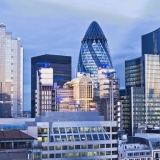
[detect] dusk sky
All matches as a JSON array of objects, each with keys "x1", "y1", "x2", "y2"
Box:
[{"x1": 0, "y1": 0, "x2": 160, "y2": 111}]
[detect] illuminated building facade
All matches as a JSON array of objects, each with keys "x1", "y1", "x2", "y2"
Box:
[
  {"x1": 65, "y1": 74, "x2": 94, "y2": 111},
  {"x1": 77, "y1": 21, "x2": 113, "y2": 85},
  {"x1": 36, "y1": 68, "x2": 55, "y2": 116},
  {"x1": 0, "y1": 24, "x2": 23, "y2": 117}
]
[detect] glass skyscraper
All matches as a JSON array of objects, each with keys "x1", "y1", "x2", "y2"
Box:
[
  {"x1": 77, "y1": 21, "x2": 113, "y2": 84},
  {"x1": 121, "y1": 34, "x2": 160, "y2": 136},
  {"x1": 31, "y1": 54, "x2": 71, "y2": 118},
  {"x1": 142, "y1": 28, "x2": 160, "y2": 55},
  {"x1": 0, "y1": 24, "x2": 23, "y2": 117}
]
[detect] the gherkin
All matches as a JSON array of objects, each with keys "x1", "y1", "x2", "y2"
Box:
[{"x1": 77, "y1": 21, "x2": 113, "y2": 84}]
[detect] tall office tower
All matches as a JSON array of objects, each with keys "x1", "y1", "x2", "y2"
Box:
[
  {"x1": 142, "y1": 28, "x2": 160, "y2": 55},
  {"x1": 122, "y1": 53, "x2": 160, "y2": 136},
  {"x1": 77, "y1": 21, "x2": 113, "y2": 85},
  {"x1": 31, "y1": 54, "x2": 71, "y2": 118},
  {"x1": 0, "y1": 24, "x2": 23, "y2": 117},
  {"x1": 36, "y1": 68, "x2": 54, "y2": 116},
  {"x1": 98, "y1": 67, "x2": 121, "y2": 125}
]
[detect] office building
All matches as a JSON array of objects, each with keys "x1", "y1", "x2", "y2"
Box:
[
  {"x1": 142, "y1": 27, "x2": 160, "y2": 56},
  {"x1": 31, "y1": 54, "x2": 71, "y2": 117},
  {"x1": 98, "y1": 67, "x2": 122, "y2": 129},
  {"x1": 118, "y1": 128, "x2": 160, "y2": 160},
  {"x1": 56, "y1": 85, "x2": 74, "y2": 112},
  {"x1": 26, "y1": 111, "x2": 118, "y2": 160},
  {"x1": 65, "y1": 74, "x2": 94, "y2": 111},
  {"x1": 121, "y1": 42, "x2": 160, "y2": 136},
  {"x1": 77, "y1": 21, "x2": 113, "y2": 85},
  {"x1": 36, "y1": 68, "x2": 55, "y2": 116},
  {"x1": 0, "y1": 24, "x2": 23, "y2": 118}
]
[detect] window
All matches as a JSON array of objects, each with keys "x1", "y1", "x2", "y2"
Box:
[
  {"x1": 86, "y1": 134, "x2": 92, "y2": 140},
  {"x1": 88, "y1": 144, "x2": 93, "y2": 149},
  {"x1": 62, "y1": 153, "x2": 67, "y2": 158},
  {"x1": 75, "y1": 152, "x2": 80, "y2": 157},
  {"x1": 42, "y1": 154, "x2": 48, "y2": 159},
  {"x1": 112, "y1": 151, "x2": 118, "y2": 155},
  {"x1": 78, "y1": 127, "x2": 84, "y2": 133},
  {"x1": 56, "y1": 146, "x2": 61, "y2": 150},
  {"x1": 106, "y1": 144, "x2": 111, "y2": 148},
  {"x1": 94, "y1": 144, "x2": 99, "y2": 148},
  {"x1": 75, "y1": 145, "x2": 80, "y2": 149},
  {"x1": 68, "y1": 153, "x2": 74, "y2": 158},
  {"x1": 68, "y1": 135, "x2": 74, "y2": 141},
  {"x1": 82, "y1": 152, "x2": 87, "y2": 157},
  {"x1": 42, "y1": 146, "x2": 47, "y2": 151},
  {"x1": 140, "y1": 152, "x2": 144, "y2": 155},
  {"x1": 128, "y1": 153, "x2": 133, "y2": 156},
  {"x1": 81, "y1": 145, "x2": 86, "y2": 149},
  {"x1": 88, "y1": 152, "x2": 93, "y2": 156},
  {"x1": 98, "y1": 134, "x2": 104, "y2": 140},
  {"x1": 104, "y1": 134, "x2": 109, "y2": 140},
  {"x1": 74, "y1": 135, "x2": 80, "y2": 141},
  {"x1": 49, "y1": 146, "x2": 54, "y2": 150},
  {"x1": 134, "y1": 152, "x2": 139, "y2": 156},
  {"x1": 50, "y1": 135, "x2": 54, "y2": 142},
  {"x1": 112, "y1": 127, "x2": 118, "y2": 132},
  {"x1": 100, "y1": 144, "x2": 105, "y2": 148},
  {"x1": 38, "y1": 128, "x2": 48, "y2": 134},
  {"x1": 66, "y1": 127, "x2": 72, "y2": 133},
  {"x1": 54, "y1": 136, "x2": 61, "y2": 142},
  {"x1": 93, "y1": 134, "x2": 98, "y2": 140},
  {"x1": 97, "y1": 126, "x2": 102, "y2": 132},
  {"x1": 72, "y1": 127, "x2": 78, "y2": 133},
  {"x1": 42, "y1": 136, "x2": 48, "y2": 142},
  {"x1": 80, "y1": 135, "x2": 86, "y2": 141},
  {"x1": 61, "y1": 135, "x2": 67, "y2": 142},
  {"x1": 106, "y1": 151, "x2": 111, "y2": 155},
  {"x1": 84, "y1": 127, "x2": 90, "y2": 133},
  {"x1": 62, "y1": 146, "x2": 67, "y2": 150},
  {"x1": 49, "y1": 154, "x2": 54, "y2": 158},
  {"x1": 112, "y1": 143, "x2": 118, "y2": 148},
  {"x1": 53, "y1": 128, "x2": 59, "y2": 134},
  {"x1": 59, "y1": 127, "x2": 65, "y2": 133},
  {"x1": 100, "y1": 151, "x2": 105, "y2": 156},
  {"x1": 112, "y1": 134, "x2": 118, "y2": 140},
  {"x1": 93, "y1": 152, "x2": 99, "y2": 156},
  {"x1": 56, "y1": 154, "x2": 61, "y2": 158},
  {"x1": 69, "y1": 145, "x2": 74, "y2": 150},
  {"x1": 105, "y1": 127, "x2": 110, "y2": 132},
  {"x1": 91, "y1": 127, "x2": 97, "y2": 132}
]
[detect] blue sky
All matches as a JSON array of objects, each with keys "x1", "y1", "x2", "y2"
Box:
[{"x1": 0, "y1": 0, "x2": 160, "y2": 110}]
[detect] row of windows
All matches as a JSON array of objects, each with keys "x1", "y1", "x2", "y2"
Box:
[
  {"x1": 53, "y1": 126, "x2": 104, "y2": 134},
  {"x1": 49, "y1": 134, "x2": 110, "y2": 142},
  {"x1": 127, "y1": 158, "x2": 151, "y2": 160},
  {"x1": 42, "y1": 143, "x2": 118, "y2": 151},
  {"x1": 128, "y1": 152, "x2": 150, "y2": 157},
  {"x1": 42, "y1": 151, "x2": 118, "y2": 158},
  {"x1": 38, "y1": 127, "x2": 117, "y2": 135}
]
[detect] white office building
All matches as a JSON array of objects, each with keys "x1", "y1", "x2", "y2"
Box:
[
  {"x1": 0, "y1": 24, "x2": 23, "y2": 117},
  {"x1": 25, "y1": 111, "x2": 118, "y2": 160},
  {"x1": 118, "y1": 132, "x2": 160, "y2": 160}
]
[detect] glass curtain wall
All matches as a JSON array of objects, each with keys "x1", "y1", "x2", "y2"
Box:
[{"x1": 144, "y1": 54, "x2": 160, "y2": 124}]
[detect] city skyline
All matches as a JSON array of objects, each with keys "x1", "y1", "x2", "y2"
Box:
[{"x1": 0, "y1": 0, "x2": 160, "y2": 111}]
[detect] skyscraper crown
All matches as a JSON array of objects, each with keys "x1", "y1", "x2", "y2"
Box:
[{"x1": 82, "y1": 21, "x2": 107, "y2": 42}]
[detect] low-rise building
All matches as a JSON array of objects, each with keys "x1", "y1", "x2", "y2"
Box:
[{"x1": 26, "y1": 111, "x2": 118, "y2": 160}]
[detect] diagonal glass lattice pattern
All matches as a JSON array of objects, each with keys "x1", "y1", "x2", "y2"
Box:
[{"x1": 77, "y1": 21, "x2": 113, "y2": 84}]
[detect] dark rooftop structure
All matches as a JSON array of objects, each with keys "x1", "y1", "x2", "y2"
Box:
[{"x1": 0, "y1": 130, "x2": 35, "y2": 140}]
